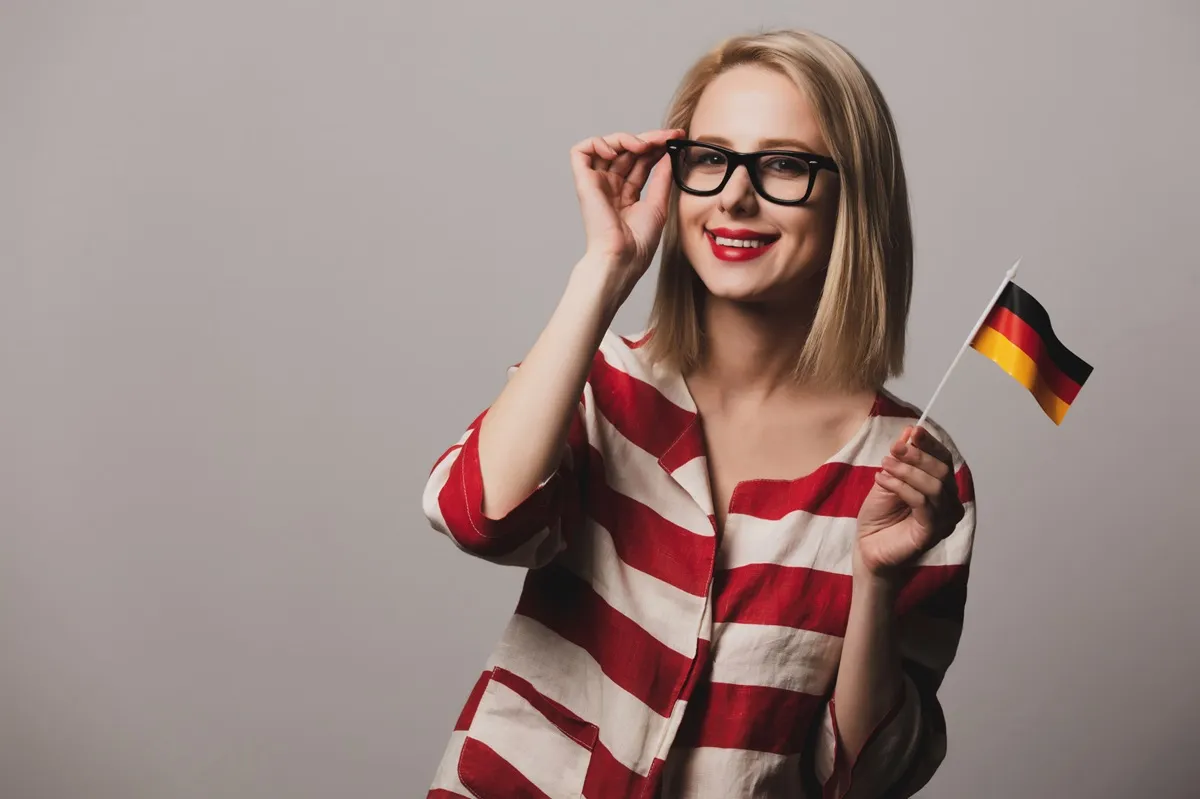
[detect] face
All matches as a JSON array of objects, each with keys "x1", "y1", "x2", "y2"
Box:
[{"x1": 677, "y1": 65, "x2": 840, "y2": 306}]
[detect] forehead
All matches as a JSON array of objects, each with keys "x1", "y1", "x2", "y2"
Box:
[{"x1": 690, "y1": 65, "x2": 826, "y2": 152}]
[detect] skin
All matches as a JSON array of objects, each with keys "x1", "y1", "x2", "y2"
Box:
[
  {"x1": 676, "y1": 65, "x2": 874, "y2": 536},
  {"x1": 677, "y1": 66, "x2": 840, "y2": 309},
  {"x1": 474, "y1": 63, "x2": 964, "y2": 785}
]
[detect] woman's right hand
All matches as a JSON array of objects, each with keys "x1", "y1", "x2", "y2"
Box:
[{"x1": 569, "y1": 128, "x2": 687, "y2": 281}]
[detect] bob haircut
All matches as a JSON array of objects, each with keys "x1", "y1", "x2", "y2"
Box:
[{"x1": 645, "y1": 29, "x2": 913, "y2": 390}]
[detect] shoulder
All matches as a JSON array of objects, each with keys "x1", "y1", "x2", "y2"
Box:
[
  {"x1": 587, "y1": 328, "x2": 695, "y2": 413},
  {"x1": 596, "y1": 328, "x2": 655, "y2": 374},
  {"x1": 874, "y1": 390, "x2": 978, "y2": 528},
  {"x1": 873, "y1": 388, "x2": 971, "y2": 469}
]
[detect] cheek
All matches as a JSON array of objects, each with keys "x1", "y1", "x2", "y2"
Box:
[
  {"x1": 778, "y1": 213, "x2": 817, "y2": 250},
  {"x1": 676, "y1": 197, "x2": 710, "y2": 259},
  {"x1": 810, "y1": 189, "x2": 840, "y2": 248},
  {"x1": 783, "y1": 206, "x2": 837, "y2": 258},
  {"x1": 676, "y1": 195, "x2": 707, "y2": 231}
]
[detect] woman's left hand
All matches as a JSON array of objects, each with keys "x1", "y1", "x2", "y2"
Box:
[{"x1": 855, "y1": 425, "x2": 964, "y2": 578}]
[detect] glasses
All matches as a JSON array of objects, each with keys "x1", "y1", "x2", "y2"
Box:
[{"x1": 665, "y1": 139, "x2": 839, "y2": 205}]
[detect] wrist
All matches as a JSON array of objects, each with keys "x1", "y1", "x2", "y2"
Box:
[
  {"x1": 852, "y1": 546, "x2": 903, "y2": 597},
  {"x1": 570, "y1": 253, "x2": 635, "y2": 320}
]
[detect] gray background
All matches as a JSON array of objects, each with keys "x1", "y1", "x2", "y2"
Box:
[{"x1": 2, "y1": 1, "x2": 1197, "y2": 797}]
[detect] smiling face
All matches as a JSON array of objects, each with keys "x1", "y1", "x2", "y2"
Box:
[{"x1": 678, "y1": 65, "x2": 841, "y2": 306}]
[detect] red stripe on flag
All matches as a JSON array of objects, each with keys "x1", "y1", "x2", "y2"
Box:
[
  {"x1": 714, "y1": 565, "x2": 853, "y2": 636},
  {"x1": 585, "y1": 446, "x2": 714, "y2": 597},
  {"x1": 981, "y1": 306, "x2": 1083, "y2": 403},
  {"x1": 728, "y1": 463, "x2": 877, "y2": 520},
  {"x1": 426, "y1": 790, "x2": 471, "y2": 799},
  {"x1": 675, "y1": 681, "x2": 825, "y2": 754},
  {"x1": 458, "y1": 739, "x2": 553, "y2": 799},
  {"x1": 516, "y1": 565, "x2": 693, "y2": 717}
]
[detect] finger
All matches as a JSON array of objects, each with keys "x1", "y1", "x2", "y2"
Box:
[
  {"x1": 637, "y1": 127, "x2": 687, "y2": 144},
  {"x1": 906, "y1": 425, "x2": 953, "y2": 463},
  {"x1": 609, "y1": 149, "x2": 638, "y2": 182},
  {"x1": 569, "y1": 147, "x2": 610, "y2": 210},
  {"x1": 892, "y1": 428, "x2": 951, "y2": 475},
  {"x1": 576, "y1": 136, "x2": 620, "y2": 171},
  {"x1": 881, "y1": 455, "x2": 943, "y2": 498},
  {"x1": 596, "y1": 133, "x2": 646, "y2": 174},
  {"x1": 571, "y1": 135, "x2": 620, "y2": 160},
  {"x1": 874, "y1": 469, "x2": 927, "y2": 509},
  {"x1": 570, "y1": 146, "x2": 602, "y2": 189},
  {"x1": 874, "y1": 470, "x2": 934, "y2": 530},
  {"x1": 603, "y1": 132, "x2": 650, "y2": 154},
  {"x1": 622, "y1": 145, "x2": 670, "y2": 202},
  {"x1": 891, "y1": 440, "x2": 951, "y2": 482}
]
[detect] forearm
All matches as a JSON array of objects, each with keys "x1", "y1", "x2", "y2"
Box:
[
  {"x1": 830, "y1": 557, "x2": 905, "y2": 764},
  {"x1": 477, "y1": 255, "x2": 625, "y2": 519}
]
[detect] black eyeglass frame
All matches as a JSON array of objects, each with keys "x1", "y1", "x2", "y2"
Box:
[{"x1": 664, "y1": 139, "x2": 840, "y2": 206}]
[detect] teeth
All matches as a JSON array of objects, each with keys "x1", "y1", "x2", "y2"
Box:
[{"x1": 714, "y1": 236, "x2": 770, "y2": 248}]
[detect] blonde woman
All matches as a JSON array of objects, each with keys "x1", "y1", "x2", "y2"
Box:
[{"x1": 423, "y1": 28, "x2": 976, "y2": 799}]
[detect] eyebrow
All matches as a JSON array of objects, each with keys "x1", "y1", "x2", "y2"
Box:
[{"x1": 695, "y1": 135, "x2": 820, "y2": 152}]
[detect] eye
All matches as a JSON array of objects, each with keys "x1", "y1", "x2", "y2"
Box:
[
  {"x1": 683, "y1": 146, "x2": 727, "y2": 170},
  {"x1": 761, "y1": 156, "x2": 811, "y2": 177}
]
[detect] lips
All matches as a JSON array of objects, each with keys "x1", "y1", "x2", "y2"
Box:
[{"x1": 705, "y1": 227, "x2": 780, "y2": 262}]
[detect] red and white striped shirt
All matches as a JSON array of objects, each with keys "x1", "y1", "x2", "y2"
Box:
[{"x1": 423, "y1": 330, "x2": 976, "y2": 799}]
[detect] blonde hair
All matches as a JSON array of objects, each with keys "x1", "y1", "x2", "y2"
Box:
[{"x1": 645, "y1": 29, "x2": 913, "y2": 390}]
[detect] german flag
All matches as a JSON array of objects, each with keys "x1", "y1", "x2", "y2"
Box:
[{"x1": 970, "y1": 282, "x2": 1092, "y2": 424}]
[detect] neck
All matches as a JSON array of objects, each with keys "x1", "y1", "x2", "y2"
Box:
[{"x1": 693, "y1": 286, "x2": 823, "y2": 402}]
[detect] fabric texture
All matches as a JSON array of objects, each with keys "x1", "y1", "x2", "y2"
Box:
[{"x1": 422, "y1": 330, "x2": 976, "y2": 799}]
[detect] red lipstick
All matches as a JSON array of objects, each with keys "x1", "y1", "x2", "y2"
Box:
[{"x1": 705, "y1": 227, "x2": 780, "y2": 262}]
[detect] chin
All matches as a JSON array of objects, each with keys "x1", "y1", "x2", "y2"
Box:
[{"x1": 693, "y1": 264, "x2": 774, "y2": 303}]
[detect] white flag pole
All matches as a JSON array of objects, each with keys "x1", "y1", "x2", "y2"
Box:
[{"x1": 912, "y1": 258, "x2": 1022, "y2": 433}]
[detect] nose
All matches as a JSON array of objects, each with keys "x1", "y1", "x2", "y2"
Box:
[{"x1": 717, "y1": 163, "x2": 758, "y2": 216}]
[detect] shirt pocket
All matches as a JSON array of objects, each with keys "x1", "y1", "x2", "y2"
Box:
[{"x1": 458, "y1": 666, "x2": 599, "y2": 799}]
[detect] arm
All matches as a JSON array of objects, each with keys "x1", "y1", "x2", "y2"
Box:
[
  {"x1": 815, "y1": 425, "x2": 976, "y2": 798},
  {"x1": 475, "y1": 258, "x2": 622, "y2": 521},
  {"x1": 832, "y1": 566, "x2": 907, "y2": 770},
  {"x1": 419, "y1": 257, "x2": 617, "y2": 566},
  {"x1": 421, "y1": 128, "x2": 683, "y2": 566},
  {"x1": 816, "y1": 566, "x2": 971, "y2": 799}
]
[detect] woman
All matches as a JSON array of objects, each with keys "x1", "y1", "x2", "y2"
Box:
[{"x1": 422, "y1": 28, "x2": 975, "y2": 799}]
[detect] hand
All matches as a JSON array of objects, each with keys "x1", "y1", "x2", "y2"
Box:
[
  {"x1": 569, "y1": 128, "x2": 686, "y2": 279},
  {"x1": 855, "y1": 425, "x2": 965, "y2": 578}
]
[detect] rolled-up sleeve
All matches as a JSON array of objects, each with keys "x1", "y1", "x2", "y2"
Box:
[
  {"x1": 814, "y1": 461, "x2": 977, "y2": 799},
  {"x1": 421, "y1": 368, "x2": 591, "y2": 569}
]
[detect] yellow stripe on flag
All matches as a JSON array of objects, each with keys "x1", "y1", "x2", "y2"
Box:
[{"x1": 971, "y1": 326, "x2": 1072, "y2": 424}]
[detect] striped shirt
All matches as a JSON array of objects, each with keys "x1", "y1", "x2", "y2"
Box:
[{"x1": 422, "y1": 330, "x2": 976, "y2": 799}]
